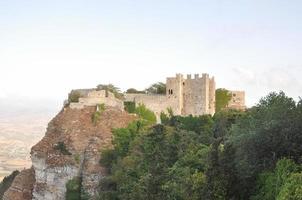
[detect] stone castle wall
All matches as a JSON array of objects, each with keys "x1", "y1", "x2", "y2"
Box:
[
  {"x1": 124, "y1": 94, "x2": 172, "y2": 120},
  {"x1": 70, "y1": 90, "x2": 124, "y2": 110},
  {"x1": 68, "y1": 74, "x2": 245, "y2": 119},
  {"x1": 227, "y1": 91, "x2": 246, "y2": 110},
  {"x1": 166, "y1": 73, "x2": 216, "y2": 116},
  {"x1": 126, "y1": 73, "x2": 217, "y2": 118},
  {"x1": 166, "y1": 74, "x2": 184, "y2": 115}
]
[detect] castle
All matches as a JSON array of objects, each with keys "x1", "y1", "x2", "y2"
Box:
[
  {"x1": 69, "y1": 73, "x2": 246, "y2": 119},
  {"x1": 125, "y1": 73, "x2": 216, "y2": 118}
]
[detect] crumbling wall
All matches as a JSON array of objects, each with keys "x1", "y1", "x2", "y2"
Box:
[
  {"x1": 227, "y1": 91, "x2": 246, "y2": 110},
  {"x1": 70, "y1": 90, "x2": 124, "y2": 110},
  {"x1": 124, "y1": 94, "x2": 172, "y2": 120}
]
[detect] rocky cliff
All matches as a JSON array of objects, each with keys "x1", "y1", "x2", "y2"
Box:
[{"x1": 3, "y1": 105, "x2": 136, "y2": 200}]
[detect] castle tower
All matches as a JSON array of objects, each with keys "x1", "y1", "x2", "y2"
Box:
[
  {"x1": 181, "y1": 73, "x2": 215, "y2": 116},
  {"x1": 166, "y1": 73, "x2": 184, "y2": 115},
  {"x1": 209, "y1": 77, "x2": 216, "y2": 115}
]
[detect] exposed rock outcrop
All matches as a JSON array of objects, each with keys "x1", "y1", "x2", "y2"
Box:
[
  {"x1": 27, "y1": 105, "x2": 136, "y2": 200},
  {"x1": 3, "y1": 168, "x2": 35, "y2": 200}
]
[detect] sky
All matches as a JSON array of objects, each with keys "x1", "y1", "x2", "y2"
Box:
[{"x1": 0, "y1": 0, "x2": 302, "y2": 110}]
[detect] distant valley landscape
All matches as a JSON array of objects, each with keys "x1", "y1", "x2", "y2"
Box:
[{"x1": 0, "y1": 97, "x2": 59, "y2": 181}]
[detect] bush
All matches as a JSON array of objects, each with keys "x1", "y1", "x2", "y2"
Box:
[
  {"x1": 92, "y1": 111, "x2": 101, "y2": 125},
  {"x1": 215, "y1": 88, "x2": 232, "y2": 112},
  {"x1": 54, "y1": 142, "x2": 72, "y2": 155},
  {"x1": 74, "y1": 154, "x2": 80, "y2": 164},
  {"x1": 68, "y1": 91, "x2": 81, "y2": 103},
  {"x1": 66, "y1": 177, "x2": 81, "y2": 200},
  {"x1": 126, "y1": 88, "x2": 145, "y2": 94},
  {"x1": 91, "y1": 104, "x2": 106, "y2": 125},
  {"x1": 124, "y1": 101, "x2": 136, "y2": 113},
  {"x1": 145, "y1": 82, "x2": 166, "y2": 94},
  {"x1": 99, "y1": 149, "x2": 117, "y2": 168},
  {"x1": 97, "y1": 103, "x2": 106, "y2": 112},
  {"x1": 135, "y1": 104, "x2": 157, "y2": 124},
  {"x1": 96, "y1": 84, "x2": 124, "y2": 100}
]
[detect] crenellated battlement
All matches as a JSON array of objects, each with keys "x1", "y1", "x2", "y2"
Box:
[
  {"x1": 69, "y1": 73, "x2": 245, "y2": 121},
  {"x1": 126, "y1": 73, "x2": 217, "y2": 118}
]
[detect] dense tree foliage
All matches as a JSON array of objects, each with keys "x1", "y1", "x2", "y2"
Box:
[
  {"x1": 126, "y1": 88, "x2": 146, "y2": 94},
  {"x1": 96, "y1": 91, "x2": 302, "y2": 200},
  {"x1": 68, "y1": 91, "x2": 82, "y2": 103},
  {"x1": 96, "y1": 84, "x2": 124, "y2": 100},
  {"x1": 251, "y1": 158, "x2": 302, "y2": 200},
  {"x1": 215, "y1": 88, "x2": 232, "y2": 112},
  {"x1": 145, "y1": 82, "x2": 166, "y2": 94}
]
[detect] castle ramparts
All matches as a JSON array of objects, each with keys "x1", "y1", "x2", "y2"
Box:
[{"x1": 68, "y1": 73, "x2": 246, "y2": 120}]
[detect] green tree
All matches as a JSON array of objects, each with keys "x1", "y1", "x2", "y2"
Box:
[
  {"x1": 124, "y1": 101, "x2": 136, "y2": 113},
  {"x1": 97, "y1": 84, "x2": 124, "y2": 100},
  {"x1": 135, "y1": 104, "x2": 157, "y2": 124},
  {"x1": 228, "y1": 91, "x2": 302, "y2": 198},
  {"x1": 126, "y1": 88, "x2": 145, "y2": 94},
  {"x1": 215, "y1": 88, "x2": 232, "y2": 112},
  {"x1": 252, "y1": 158, "x2": 301, "y2": 200},
  {"x1": 146, "y1": 82, "x2": 166, "y2": 94},
  {"x1": 277, "y1": 172, "x2": 302, "y2": 200},
  {"x1": 205, "y1": 139, "x2": 227, "y2": 200},
  {"x1": 68, "y1": 91, "x2": 82, "y2": 103}
]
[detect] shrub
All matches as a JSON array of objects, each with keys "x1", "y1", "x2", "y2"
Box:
[
  {"x1": 74, "y1": 154, "x2": 80, "y2": 164},
  {"x1": 126, "y1": 88, "x2": 145, "y2": 94},
  {"x1": 145, "y1": 82, "x2": 166, "y2": 94},
  {"x1": 92, "y1": 104, "x2": 106, "y2": 125},
  {"x1": 99, "y1": 149, "x2": 117, "y2": 168},
  {"x1": 215, "y1": 88, "x2": 232, "y2": 112},
  {"x1": 66, "y1": 177, "x2": 81, "y2": 200},
  {"x1": 54, "y1": 142, "x2": 72, "y2": 155},
  {"x1": 124, "y1": 101, "x2": 136, "y2": 113},
  {"x1": 68, "y1": 91, "x2": 81, "y2": 103},
  {"x1": 97, "y1": 103, "x2": 105, "y2": 112},
  {"x1": 135, "y1": 104, "x2": 157, "y2": 124},
  {"x1": 96, "y1": 84, "x2": 124, "y2": 100}
]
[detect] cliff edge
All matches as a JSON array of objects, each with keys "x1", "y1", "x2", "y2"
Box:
[
  {"x1": 3, "y1": 101, "x2": 136, "y2": 200},
  {"x1": 31, "y1": 105, "x2": 135, "y2": 200}
]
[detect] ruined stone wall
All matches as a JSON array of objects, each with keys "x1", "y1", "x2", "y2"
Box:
[
  {"x1": 70, "y1": 90, "x2": 124, "y2": 110},
  {"x1": 227, "y1": 91, "x2": 246, "y2": 110},
  {"x1": 126, "y1": 73, "x2": 217, "y2": 117},
  {"x1": 124, "y1": 94, "x2": 172, "y2": 120}
]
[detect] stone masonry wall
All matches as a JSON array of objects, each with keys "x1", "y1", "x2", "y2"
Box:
[
  {"x1": 124, "y1": 94, "x2": 172, "y2": 121},
  {"x1": 227, "y1": 91, "x2": 246, "y2": 110},
  {"x1": 70, "y1": 90, "x2": 124, "y2": 110}
]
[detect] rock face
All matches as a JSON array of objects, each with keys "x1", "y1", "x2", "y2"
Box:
[
  {"x1": 3, "y1": 168, "x2": 35, "y2": 200},
  {"x1": 28, "y1": 106, "x2": 136, "y2": 200}
]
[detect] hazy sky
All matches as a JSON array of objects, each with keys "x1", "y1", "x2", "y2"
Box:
[{"x1": 1, "y1": 0, "x2": 302, "y2": 108}]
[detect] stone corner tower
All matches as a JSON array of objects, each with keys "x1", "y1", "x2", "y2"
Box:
[{"x1": 165, "y1": 73, "x2": 216, "y2": 116}]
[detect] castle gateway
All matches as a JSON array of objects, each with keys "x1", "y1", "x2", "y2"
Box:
[{"x1": 125, "y1": 73, "x2": 216, "y2": 118}]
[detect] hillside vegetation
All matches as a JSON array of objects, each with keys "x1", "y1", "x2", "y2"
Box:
[{"x1": 97, "y1": 91, "x2": 302, "y2": 200}]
